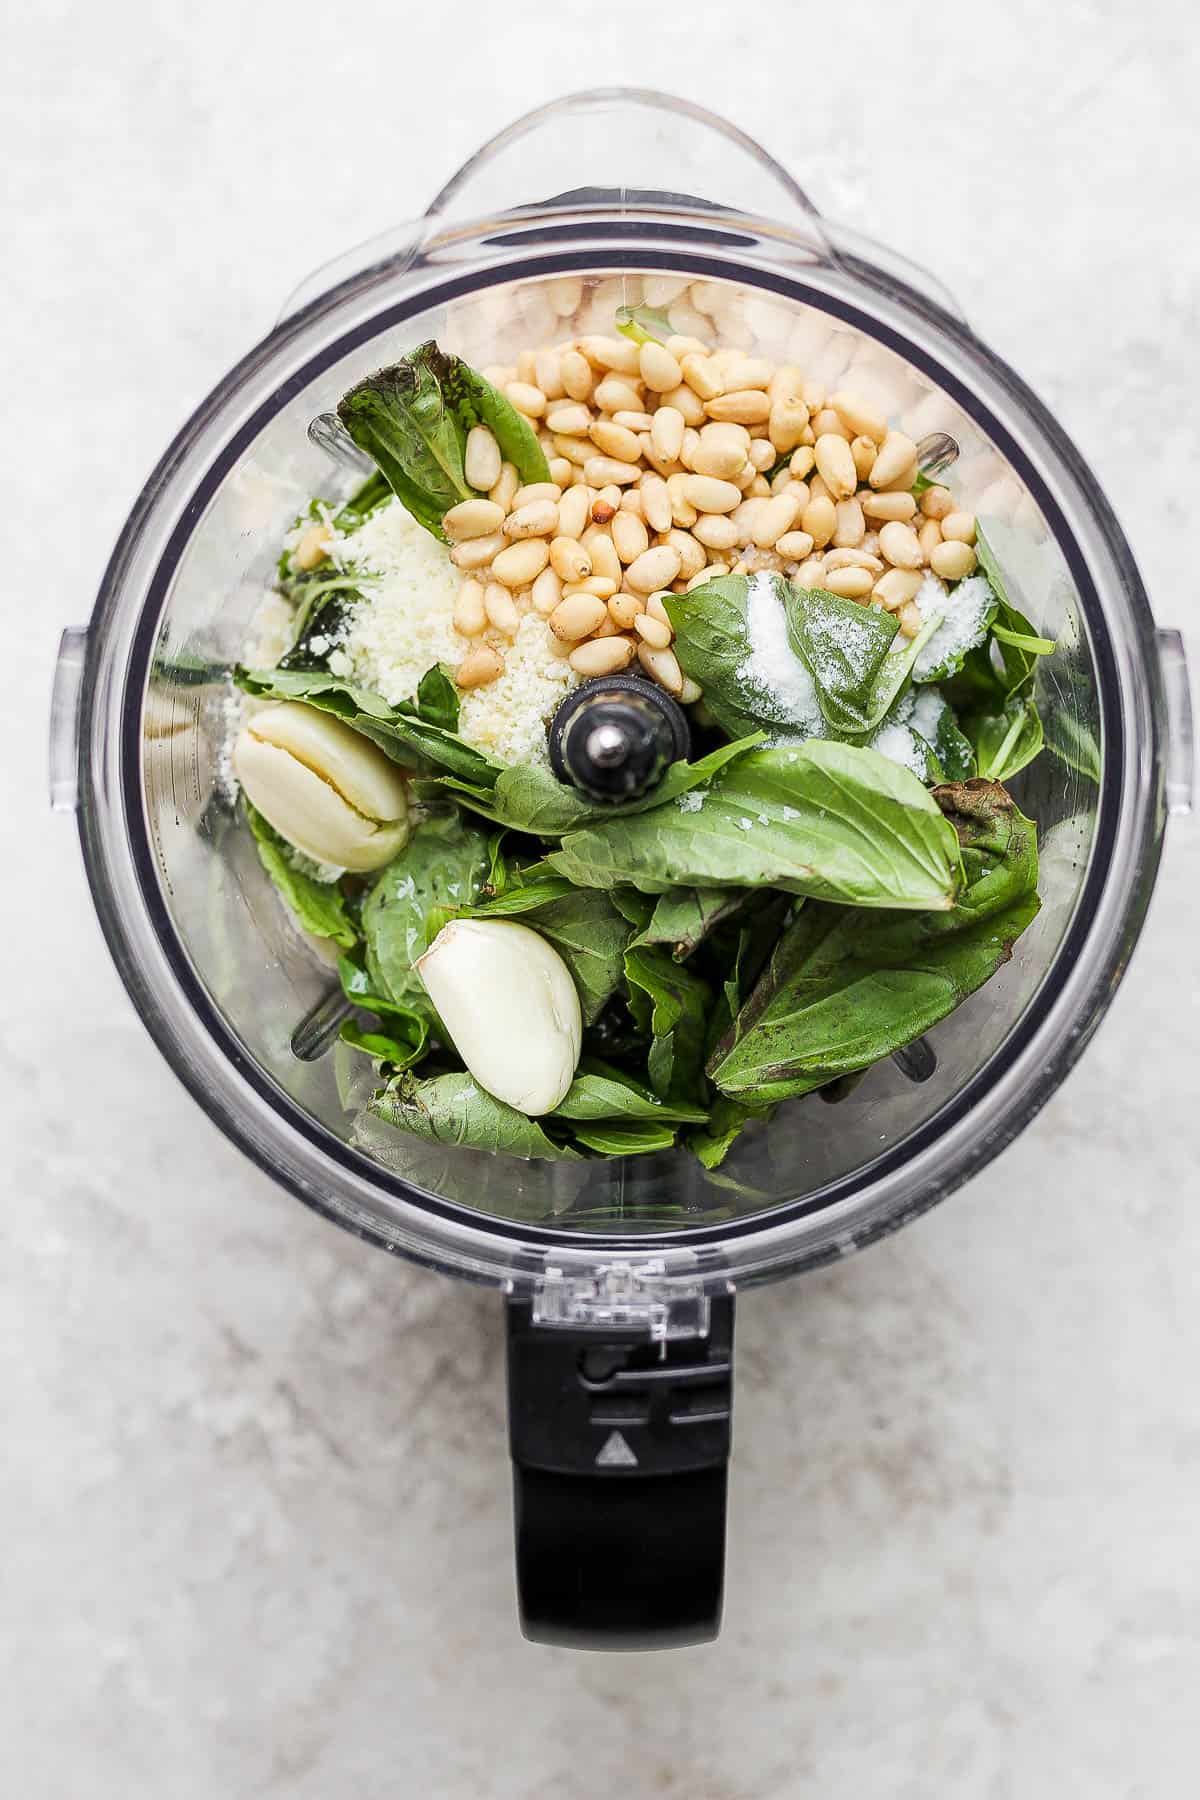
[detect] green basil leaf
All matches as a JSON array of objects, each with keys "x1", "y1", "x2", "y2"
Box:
[
  {"x1": 548, "y1": 741, "x2": 964, "y2": 911},
  {"x1": 784, "y1": 585, "x2": 899, "y2": 730},
  {"x1": 614, "y1": 303, "x2": 674, "y2": 346},
  {"x1": 336, "y1": 343, "x2": 547, "y2": 539},
  {"x1": 360, "y1": 813, "x2": 492, "y2": 1011},
  {"x1": 624, "y1": 945, "x2": 712, "y2": 1105},
  {"x1": 418, "y1": 733, "x2": 763, "y2": 836},
  {"x1": 459, "y1": 878, "x2": 631, "y2": 1024},
  {"x1": 709, "y1": 781, "x2": 1039, "y2": 1101},
  {"x1": 665, "y1": 574, "x2": 825, "y2": 741},
  {"x1": 973, "y1": 522, "x2": 1056, "y2": 697},
  {"x1": 339, "y1": 1014, "x2": 428, "y2": 1072},
  {"x1": 686, "y1": 1095, "x2": 773, "y2": 1170},
  {"x1": 963, "y1": 695, "x2": 1045, "y2": 781},
  {"x1": 630, "y1": 886, "x2": 747, "y2": 960},
  {"x1": 276, "y1": 571, "x2": 365, "y2": 671},
  {"x1": 567, "y1": 1117, "x2": 679, "y2": 1156},
  {"x1": 338, "y1": 949, "x2": 421, "y2": 1020},
  {"x1": 414, "y1": 663, "x2": 461, "y2": 732},
  {"x1": 552, "y1": 1062, "x2": 708, "y2": 1124},
  {"x1": 244, "y1": 802, "x2": 359, "y2": 947},
  {"x1": 990, "y1": 622, "x2": 1057, "y2": 656},
  {"x1": 370, "y1": 1070, "x2": 582, "y2": 1160},
  {"x1": 233, "y1": 666, "x2": 501, "y2": 785}
]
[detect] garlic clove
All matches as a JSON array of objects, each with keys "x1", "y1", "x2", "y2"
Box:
[
  {"x1": 233, "y1": 702, "x2": 409, "y2": 872},
  {"x1": 247, "y1": 701, "x2": 408, "y2": 820},
  {"x1": 416, "y1": 919, "x2": 581, "y2": 1116}
]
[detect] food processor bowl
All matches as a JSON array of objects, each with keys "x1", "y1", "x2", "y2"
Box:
[{"x1": 52, "y1": 91, "x2": 1193, "y2": 1648}]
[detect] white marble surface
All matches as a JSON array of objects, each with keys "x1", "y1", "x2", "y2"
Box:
[{"x1": 7, "y1": 3, "x2": 1200, "y2": 1795}]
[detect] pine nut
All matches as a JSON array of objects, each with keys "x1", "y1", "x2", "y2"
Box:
[
  {"x1": 550, "y1": 536, "x2": 591, "y2": 582},
  {"x1": 641, "y1": 473, "x2": 673, "y2": 533},
  {"x1": 579, "y1": 335, "x2": 641, "y2": 375},
  {"x1": 613, "y1": 410, "x2": 655, "y2": 432},
  {"x1": 592, "y1": 376, "x2": 642, "y2": 414},
  {"x1": 534, "y1": 350, "x2": 564, "y2": 400},
  {"x1": 443, "y1": 498, "x2": 505, "y2": 542},
  {"x1": 800, "y1": 379, "x2": 825, "y2": 412},
  {"x1": 801, "y1": 495, "x2": 837, "y2": 549},
  {"x1": 705, "y1": 389, "x2": 772, "y2": 425},
  {"x1": 450, "y1": 532, "x2": 505, "y2": 570},
  {"x1": 549, "y1": 594, "x2": 609, "y2": 641},
  {"x1": 829, "y1": 390, "x2": 888, "y2": 441},
  {"x1": 461, "y1": 426, "x2": 500, "y2": 493},
  {"x1": 897, "y1": 601, "x2": 923, "y2": 638},
  {"x1": 644, "y1": 592, "x2": 672, "y2": 625},
  {"x1": 531, "y1": 567, "x2": 563, "y2": 616},
  {"x1": 453, "y1": 578, "x2": 487, "y2": 637},
  {"x1": 812, "y1": 408, "x2": 852, "y2": 441},
  {"x1": 609, "y1": 592, "x2": 645, "y2": 629},
  {"x1": 661, "y1": 383, "x2": 706, "y2": 427},
  {"x1": 505, "y1": 381, "x2": 546, "y2": 419},
  {"x1": 824, "y1": 565, "x2": 874, "y2": 600},
  {"x1": 873, "y1": 568, "x2": 923, "y2": 611},
  {"x1": 783, "y1": 478, "x2": 811, "y2": 508},
  {"x1": 878, "y1": 521, "x2": 923, "y2": 570},
  {"x1": 548, "y1": 275, "x2": 583, "y2": 317},
  {"x1": 483, "y1": 583, "x2": 520, "y2": 634},
  {"x1": 590, "y1": 613, "x2": 621, "y2": 639},
  {"x1": 482, "y1": 365, "x2": 514, "y2": 387},
  {"x1": 569, "y1": 635, "x2": 637, "y2": 677},
  {"x1": 503, "y1": 498, "x2": 559, "y2": 539},
  {"x1": 560, "y1": 350, "x2": 594, "y2": 402},
  {"x1": 692, "y1": 512, "x2": 740, "y2": 550},
  {"x1": 678, "y1": 426, "x2": 701, "y2": 471},
  {"x1": 639, "y1": 435, "x2": 676, "y2": 480},
  {"x1": 919, "y1": 484, "x2": 955, "y2": 521},
  {"x1": 582, "y1": 527, "x2": 622, "y2": 586},
  {"x1": 666, "y1": 473, "x2": 698, "y2": 527},
  {"x1": 651, "y1": 405, "x2": 686, "y2": 465},
  {"x1": 611, "y1": 510, "x2": 650, "y2": 563},
  {"x1": 639, "y1": 341, "x2": 683, "y2": 393},
  {"x1": 548, "y1": 457, "x2": 572, "y2": 488},
  {"x1": 789, "y1": 445, "x2": 816, "y2": 479},
  {"x1": 591, "y1": 492, "x2": 618, "y2": 524},
  {"x1": 584, "y1": 455, "x2": 641, "y2": 488},
  {"x1": 749, "y1": 475, "x2": 771, "y2": 497},
  {"x1": 768, "y1": 398, "x2": 809, "y2": 455},
  {"x1": 626, "y1": 544, "x2": 683, "y2": 594},
  {"x1": 775, "y1": 530, "x2": 815, "y2": 561},
  {"x1": 291, "y1": 522, "x2": 332, "y2": 571},
  {"x1": 680, "y1": 353, "x2": 724, "y2": 401},
  {"x1": 931, "y1": 540, "x2": 978, "y2": 581},
  {"x1": 663, "y1": 529, "x2": 705, "y2": 581},
  {"x1": 681, "y1": 474, "x2": 741, "y2": 514},
  {"x1": 589, "y1": 418, "x2": 642, "y2": 463},
  {"x1": 918, "y1": 518, "x2": 943, "y2": 561},
  {"x1": 862, "y1": 491, "x2": 917, "y2": 521},
  {"x1": 813, "y1": 434, "x2": 858, "y2": 500},
  {"x1": 732, "y1": 496, "x2": 767, "y2": 537},
  {"x1": 749, "y1": 439, "x2": 777, "y2": 472},
  {"x1": 877, "y1": 458, "x2": 919, "y2": 494},
  {"x1": 619, "y1": 487, "x2": 644, "y2": 517},
  {"x1": 809, "y1": 473, "x2": 832, "y2": 505},
  {"x1": 692, "y1": 422, "x2": 750, "y2": 480},
  {"x1": 725, "y1": 357, "x2": 772, "y2": 391},
  {"x1": 563, "y1": 575, "x2": 619, "y2": 600},
  {"x1": 752, "y1": 494, "x2": 801, "y2": 548},
  {"x1": 795, "y1": 557, "x2": 827, "y2": 589},
  {"x1": 825, "y1": 547, "x2": 883, "y2": 573},
  {"x1": 941, "y1": 510, "x2": 977, "y2": 544},
  {"x1": 545, "y1": 401, "x2": 592, "y2": 437},
  {"x1": 552, "y1": 434, "x2": 592, "y2": 467},
  {"x1": 456, "y1": 645, "x2": 504, "y2": 688},
  {"x1": 633, "y1": 612, "x2": 672, "y2": 649},
  {"x1": 556, "y1": 487, "x2": 591, "y2": 540},
  {"x1": 679, "y1": 674, "x2": 703, "y2": 705},
  {"x1": 850, "y1": 436, "x2": 877, "y2": 482},
  {"x1": 637, "y1": 642, "x2": 684, "y2": 695},
  {"x1": 869, "y1": 431, "x2": 919, "y2": 490},
  {"x1": 833, "y1": 497, "x2": 866, "y2": 548},
  {"x1": 487, "y1": 539, "x2": 549, "y2": 588},
  {"x1": 488, "y1": 463, "x2": 519, "y2": 511}
]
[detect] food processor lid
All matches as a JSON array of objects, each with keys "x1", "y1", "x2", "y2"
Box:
[{"x1": 52, "y1": 90, "x2": 1193, "y2": 1312}]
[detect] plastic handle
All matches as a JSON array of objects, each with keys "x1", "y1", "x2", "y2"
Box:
[
  {"x1": 1157, "y1": 627, "x2": 1194, "y2": 817},
  {"x1": 427, "y1": 87, "x2": 823, "y2": 229},
  {"x1": 505, "y1": 1293, "x2": 734, "y2": 1650}
]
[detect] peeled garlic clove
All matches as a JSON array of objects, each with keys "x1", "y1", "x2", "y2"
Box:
[
  {"x1": 416, "y1": 919, "x2": 581, "y2": 1116},
  {"x1": 233, "y1": 701, "x2": 409, "y2": 872}
]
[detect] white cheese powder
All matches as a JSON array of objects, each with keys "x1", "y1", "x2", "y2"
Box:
[{"x1": 741, "y1": 571, "x2": 825, "y2": 738}]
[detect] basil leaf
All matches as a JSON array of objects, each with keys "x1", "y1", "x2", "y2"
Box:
[
  {"x1": 414, "y1": 663, "x2": 461, "y2": 732},
  {"x1": 973, "y1": 522, "x2": 1056, "y2": 697},
  {"x1": 370, "y1": 1070, "x2": 582, "y2": 1160},
  {"x1": 614, "y1": 303, "x2": 674, "y2": 346},
  {"x1": 568, "y1": 1118, "x2": 680, "y2": 1156},
  {"x1": 990, "y1": 622, "x2": 1057, "y2": 656},
  {"x1": 709, "y1": 781, "x2": 1040, "y2": 1101},
  {"x1": 552, "y1": 1063, "x2": 708, "y2": 1124},
  {"x1": 244, "y1": 802, "x2": 359, "y2": 947},
  {"x1": 549, "y1": 741, "x2": 964, "y2": 911},
  {"x1": 963, "y1": 696, "x2": 1045, "y2": 781},
  {"x1": 277, "y1": 571, "x2": 365, "y2": 671},
  {"x1": 686, "y1": 1095, "x2": 773, "y2": 1170},
  {"x1": 419, "y1": 733, "x2": 763, "y2": 835},
  {"x1": 336, "y1": 343, "x2": 547, "y2": 539},
  {"x1": 459, "y1": 878, "x2": 631, "y2": 1024},
  {"x1": 624, "y1": 946, "x2": 712, "y2": 1105},
  {"x1": 785, "y1": 586, "x2": 899, "y2": 728},
  {"x1": 630, "y1": 886, "x2": 747, "y2": 960},
  {"x1": 234, "y1": 666, "x2": 501, "y2": 784},
  {"x1": 338, "y1": 949, "x2": 420, "y2": 1019},
  {"x1": 339, "y1": 1014, "x2": 428, "y2": 1072},
  {"x1": 665, "y1": 574, "x2": 824, "y2": 741},
  {"x1": 361, "y1": 813, "x2": 492, "y2": 1011}
]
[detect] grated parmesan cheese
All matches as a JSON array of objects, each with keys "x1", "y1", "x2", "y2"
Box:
[
  {"x1": 328, "y1": 499, "x2": 577, "y2": 768},
  {"x1": 913, "y1": 572, "x2": 995, "y2": 680}
]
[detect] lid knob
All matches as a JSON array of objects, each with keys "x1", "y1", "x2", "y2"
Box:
[{"x1": 548, "y1": 675, "x2": 691, "y2": 802}]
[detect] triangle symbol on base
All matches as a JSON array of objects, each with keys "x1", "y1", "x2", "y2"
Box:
[{"x1": 595, "y1": 1429, "x2": 638, "y2": 1468}]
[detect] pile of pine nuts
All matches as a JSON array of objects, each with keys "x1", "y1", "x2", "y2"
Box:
[{"x1": 381, "y1": 327, "x2": 978, "y2": 698}]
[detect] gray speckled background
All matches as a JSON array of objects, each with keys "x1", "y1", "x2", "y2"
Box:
[{"x1": 7, "y1": 3, "x2": 1199, "y2": 1795}]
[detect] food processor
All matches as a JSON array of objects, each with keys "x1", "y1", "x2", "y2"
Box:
[{"x1": 50, "y1": 89, "x2": 1193, "y2": 1649}]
